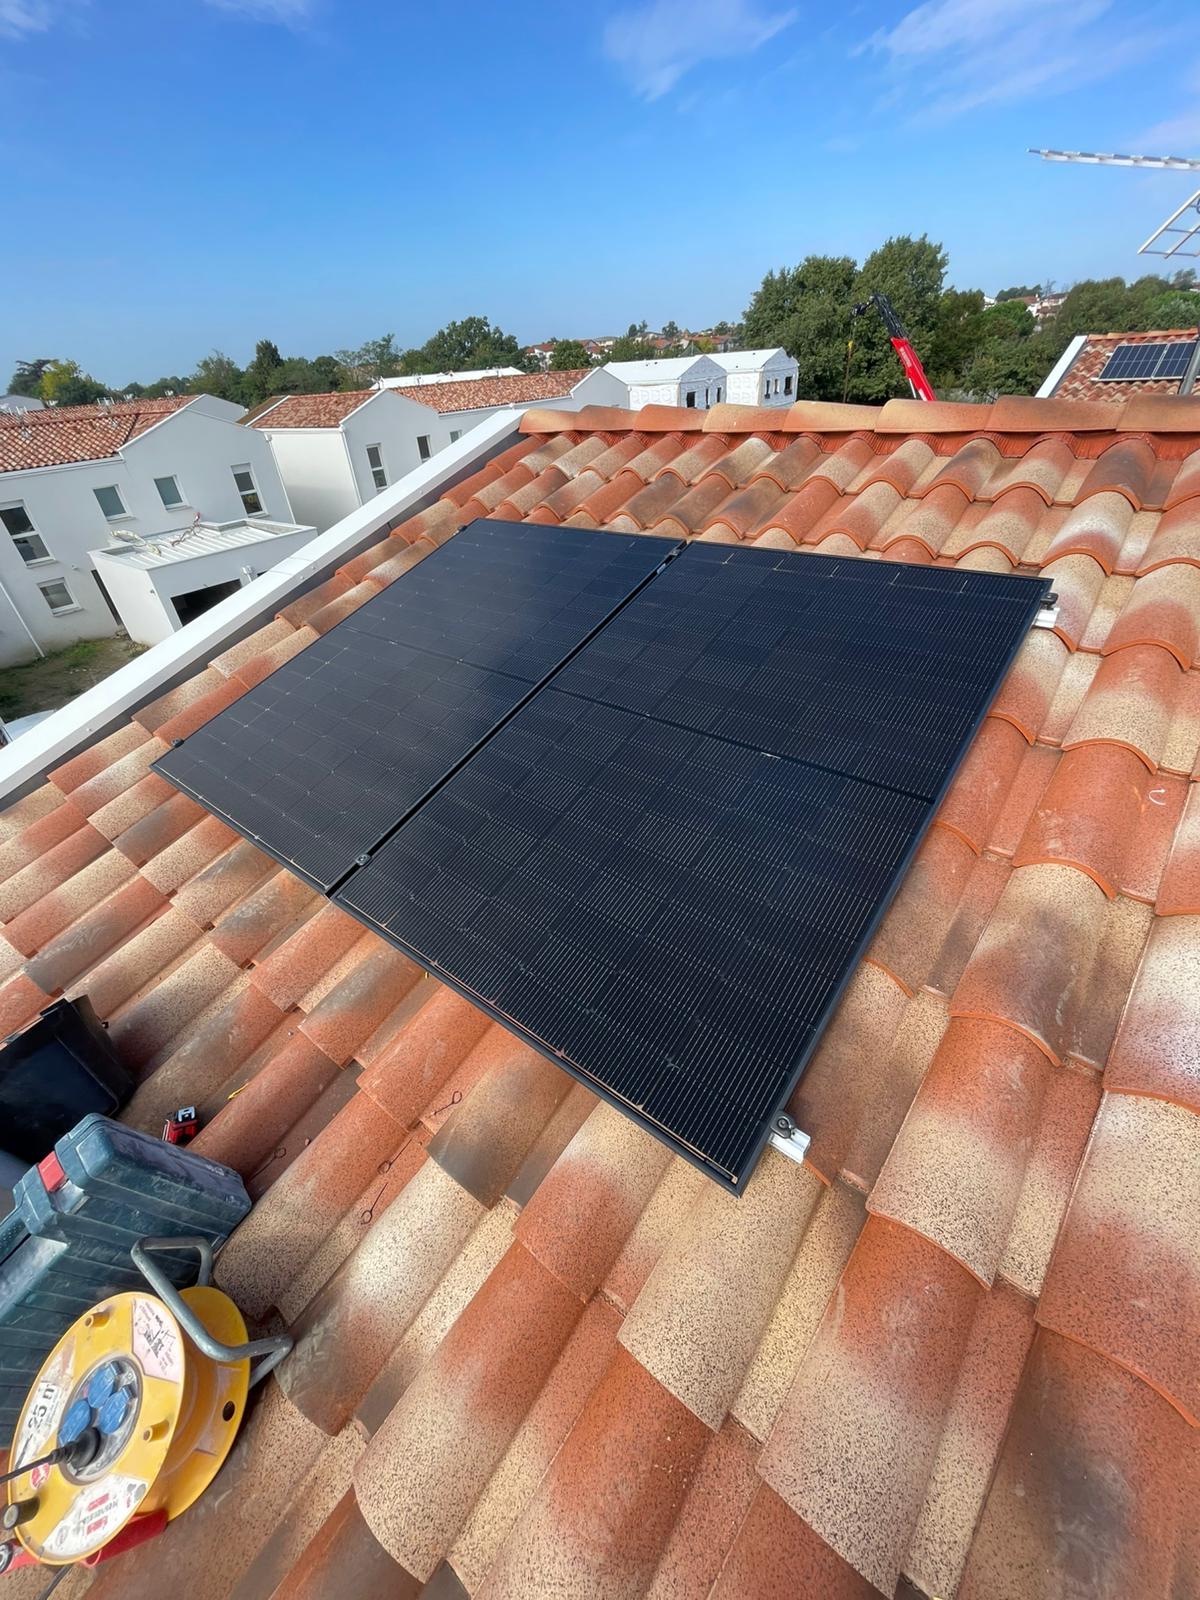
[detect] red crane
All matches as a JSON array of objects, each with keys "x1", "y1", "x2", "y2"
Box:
[{"x1": 845, "y1": 292, "x2": 937, "y2": 402}]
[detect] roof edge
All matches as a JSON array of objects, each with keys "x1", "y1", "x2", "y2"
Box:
[{"x1": 1037, "y1": 335, "x2": 1087, "y2": 398}]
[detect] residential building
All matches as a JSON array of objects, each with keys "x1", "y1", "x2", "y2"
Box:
[
  {"x1": 711, "y1": 347, "x2": 799, "y2": 406},
  {"x1": 370, "y1": 366, "x2": 626, "y2": 438},
  {"x1": 1037, "y1": 326, "x2": 1200, "y2": 401},
  {"x1": 92, "y1": 517, "x2": 315, "y2": 645},
  {"x1": 378, "y1": 366, "x2": 523, "y2": 389},
  {"x1": 0, "y1": 394, "x2": 296, "y2": 665},
  {"x1": 0, "y1": 388, "x2": 1193, "y2": 1600},
  {"x1": 602, "y1": 352, "x2": 729, "y2": 408},
  {"x1": 245, "y1": 388, "x2": 448, "y2": 532}
]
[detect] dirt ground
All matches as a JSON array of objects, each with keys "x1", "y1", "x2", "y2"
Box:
[{"x1": 0, "y1": 636, "x2": 147, "y2": 723}]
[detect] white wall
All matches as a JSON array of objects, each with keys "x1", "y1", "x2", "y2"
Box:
[
  {"x1": 94, "y1": 526, "x2": 315, "y2": 645},
  {"x1": 0, "y1": 398, "x2": 291, "y2": 665},
  {"x1": 342, "y1": 393, "x2": 448, "y2": 512},
  {"x1": 260, "y1": 430, "x2": 359, "y2": 532}
]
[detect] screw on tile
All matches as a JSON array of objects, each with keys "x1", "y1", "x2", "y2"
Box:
[
  {"x1": 171, "y1": 738, "x2": 183, "y2": 748},
  {"x1": 355, "y1": 854, "x2": 370, "y2": 867}
]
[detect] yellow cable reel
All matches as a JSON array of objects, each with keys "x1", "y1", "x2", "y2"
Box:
[{"x1": 6, "y1": 1285, "x2": 250, "y2": 1566}]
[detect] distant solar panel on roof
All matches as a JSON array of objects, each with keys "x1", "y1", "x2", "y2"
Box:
[
  {"x1": 153, "y1": 520, "x2": 679, "y2": 890},
  {"x1": 335, "y1": 542, "x2": 1051, "y2": 1189},
  {"x1": 1098, "y1": 339, "x2": 1197, "y2": 382}
]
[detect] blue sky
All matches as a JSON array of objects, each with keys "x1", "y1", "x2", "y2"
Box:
[{"x1": 3, "y1": 0, "x2": 1199, "y2": 387}]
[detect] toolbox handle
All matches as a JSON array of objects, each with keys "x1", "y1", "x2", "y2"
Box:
[{"x1": 131, "y1": 1237, "x2": 292, "y2": 1388}]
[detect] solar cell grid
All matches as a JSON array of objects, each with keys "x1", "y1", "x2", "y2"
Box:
[
  {"x1": 1098, "y1": 339, "x2": 1197, "y2": 382},
  {"x1": 154, "y1": 519, "x2": 679, "y2": 889}
]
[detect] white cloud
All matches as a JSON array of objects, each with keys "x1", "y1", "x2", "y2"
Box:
[
  {"x1": 0, "y1": 0, "x2": 68, "y2": 39},
  {"x1": 1129, "y1": 111, "x2": 1200, "y2": 158},
  {"x1": 203, "y1": 0, "x2": 313, "y2": 22},
  {"x1": 859, "y1": 0, "x2": 1170, "y2": 121},
  {"x1": 604, "y1": 0, "x2": 796, "y2": 101}
]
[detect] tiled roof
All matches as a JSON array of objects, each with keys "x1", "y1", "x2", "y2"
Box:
[
  {"x1": 246, "y1": 391, "x2": 379, "y2": 429},
  {"x1": 1051, "y1": 328, "x2": 1200, "y2": 403},
  {"x1": 4, "y1": 392, "x2": 1200, "y2": 1600},
  {"x1": 386, "y1": 368, "x2": 590, "y2": 414},
  {"x1": 0, "y1": 395, "x2": 193, "y2": 473}
]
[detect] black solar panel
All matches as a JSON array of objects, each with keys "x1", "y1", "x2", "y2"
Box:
[
  {"x1": 154, "y1": 520, "x2": 679, "y2": 890},
  {"x1": 335, "y1": 542, "x2": 1051, "y2": 1188},
  {"x1": 1099, "y1": 339, "x2": 1197, "y2": 382}
]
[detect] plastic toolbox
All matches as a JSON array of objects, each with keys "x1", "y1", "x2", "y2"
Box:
[
  {"x1": 0, "y1": 997, "x2": 132, "y2": 1165},
  {"x1": 0, "y1": 1114, "x2": 251, "y2": 1434}
]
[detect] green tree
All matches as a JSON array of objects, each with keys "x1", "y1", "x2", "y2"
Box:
[
  {"x1": 980, "y1": 299, "x2": 1035, "y2": 336},
  {"x1": 742, "y1": 257, "x2": 858, "y2": 400},
  {"x1": 1137, "y1": 291, "x2": 1200, "y2": 331},
  {"x1": 137, "y1": 375, "x2": 189, "y2": 399},
  {"x1": 848, "y1": 235, "x2": 949, "y2": 401},
  {"x1": 960, "y1": 332, "x2": 1061, "y2": 399},
  {"x1": 995, "y1": 285, "x2": 1039, "y2": 302},
  {"x1": 40, "y1": 360, "x2": 109, "y2": 406},
  {"x1": 189, "y1": 350, "x2": 247, "y2": 404},
  {"x1": 926, "y1": 288, "x2": 988, "y2": 389},
  {"x1": 661, "y1": 319, "x2": 681, "y2": 341},
  {"x1": 400, "y1": 317, "x2": 534, "y2": 376},
  {"x1": 7, "y1": 359, "x2": 56, "y2": 397},
  {"x1": 243, "y1": 339, "x2": 284, "y2": 404},
  {"x1": 334, "y1": 334, "x2": 401, "y2": 387},
  {"x1": 548, "y1": 340, "x2": 593, "y2": 370}
]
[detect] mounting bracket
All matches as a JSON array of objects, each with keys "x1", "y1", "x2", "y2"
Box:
[{"x1": 768, "y1": 1113, "x2": 811, "y2": 1167}]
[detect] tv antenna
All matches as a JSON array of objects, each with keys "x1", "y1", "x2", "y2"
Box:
[{"x1": 1030, "y1": 148, "x2": 1200, "y2": 258}]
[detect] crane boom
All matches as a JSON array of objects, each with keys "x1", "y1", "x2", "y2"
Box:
[
  {"x1": 1029, "y1": 147, "x2": 1200, "y2": 172},
  {"x1": 850, "y1": 293, "x2": 936, "y2": 402}
]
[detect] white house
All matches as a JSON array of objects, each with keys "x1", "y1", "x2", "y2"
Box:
[
  {"x1": 246, "y1": 389, "x2": 451, "y2": 533},
  {"x1": 601, "y1": 354, "x2": 728, "y2": 410},
  {"x1": 711, "y1": 348, "x2": 798, "y2": 407},
  {"x1": 377, "y1": 367, "x2": 523, "y2": 390},
  {"x1": 379, "y1": 368, "x2": 625, "y2": 443},
  {"x1": 0, "y1": 394, "x2": 299, "y2": 666},
  {"x1": 92, "y1": 517, "x2": 315, "y2": 646}
]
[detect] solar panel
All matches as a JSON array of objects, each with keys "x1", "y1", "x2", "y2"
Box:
[
  {"x1": 336, "y1": 544, "x2": 1051, "y2": 1188},
  {"x1": 153, "y1": 520, "x2": 679, "y2": 890},
  {"x1": 1098, "y1": 339, "x2": 1197, "y2": 382}
]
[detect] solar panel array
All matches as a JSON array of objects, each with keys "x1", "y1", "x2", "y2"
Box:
[
  {"x1": 1098, "y1": 339, "x2": 1197, "y2": 382},
  {"x1": 158, "y1": 520, "x2": 1050, "y2": 1189},
  {"x1": 155, "y1": 520, "x2": 678, "y2": 890}
]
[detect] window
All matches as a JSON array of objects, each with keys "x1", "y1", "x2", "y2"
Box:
[
  {"x1": 38, "y1": 579, "x2": 77, "y2": 614},
  {"x1": 784, "y1": 374, "x2": 794, "y2": 395},
  {"x1": 232, "y1": 465, "x2": 264, "y2": 515},
  {"x1": 94, "y1": 484, "x2": 127, "y2": 520},
  {"x1": 715, "y1": 386, "x2": 722, "y2": 403},
  {"x1": 685, "y1": 391, "x2": 697, "y2": 408},
  {"x1": 155, "y1": 475, "x2": 184, "y2": 508},
  {"x1": 1, "y1": 503, "x2": 50, "y2": 564},
  {"x1": 449, "y1": 430, "x2": 462, "y2": 443},
  {"x1": 365, "y1": 445, "x2": 387, "y2": 492},
  {"x1": 416, "y1": 435, "x2": 432, "y2": 461}
]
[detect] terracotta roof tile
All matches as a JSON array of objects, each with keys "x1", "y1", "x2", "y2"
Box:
[
  {"x1": 354, "y1": 1241, "x2": 585, "y2": 1582},
  {"x1": 618, "y1": 1152, "x2": 822, "y2": 1429},
  {"x1": 4, "y1": 396, "x2": 1200, "y2": 1598},
  {"x1": 1038, "y1": 1091, "x2": 1200, "y2": 1424},
  {"x1": 959, "y1": 1329, "x2": 1197, "y2": 1600},
  {"x1": 759, "y1": 1216, "x2": 981, "y2": 1594},
  {"x1": 249, "y1": 391, "x2": 376, "y2": 429},
  {"x1": 0, "y1": 394, "x2": 193, "y2": 472},
  {"x1": 473, "y1": 1347, "x2": 710, "y2": 1600},
  {"x1": 870, "y1": 1017, "x2": 1052, "y2": 1283}
]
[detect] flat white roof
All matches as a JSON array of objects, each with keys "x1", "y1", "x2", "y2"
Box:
[
  {"x1": 378, "y1": 367, "x2": 522, "y2": 389},
  {"x1": 604, "y1": 355, "x2": 721, "y2": 384},
  {"x1": 710, "y1": 348, "x2": 794, "y2": 373},
  {"x1": 95, "y1": 517, "x2": 312, "y2": 570}
]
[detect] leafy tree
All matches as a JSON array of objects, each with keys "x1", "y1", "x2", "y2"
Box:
[
  {"x1": 189, "y1": 350, "x2": 247, "y2": 404},
  {"x1": 399, "y1": 317, "x2": 534, "y2": 377},
  {"x1": 335, "y1": 334, "x2": 401, "y2": 388},
  {"x1": 661, "y1": 320, "x2": 681, "y2": 341},
  {"x1": 926, "y1": 288, "x2": 988, "y2": 389},
  {"x1": 1171, "y1": 267, "x2": 1197, "y2": 289},
  {"x1": 960, "y1": 332, "x2": 1061, "y2": 399},
  {"x1": 549, "y1": 340, "x2": 594, "y2": 371},
  {"x1": 138, "y1": 375, "x2": 189, "y2": 399},
  {"x1": 742, "y1": 256, "x2": 857, "y2": 400},
  {"x1": 995, "y1": 285, "x2": 1039, "y2": 302},
  {"x1": 7, "y1": 359, "x2": 56, "y2": 397},
  {"x1": 40, "y1": 360, "x2": 109, "y2": 406},
  {"x1": 1137, "y1": 291, "x2": 1200, "y2": 331},
  {"x1": 980, "y1": 299, "x2": 1035, "y2": 336},
  {"x1": 848, "y1": 235, "x2": 949, "y2": 401},
  {"x1": 243, "y1": 339, "x2": 284, "y2": 404}
]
